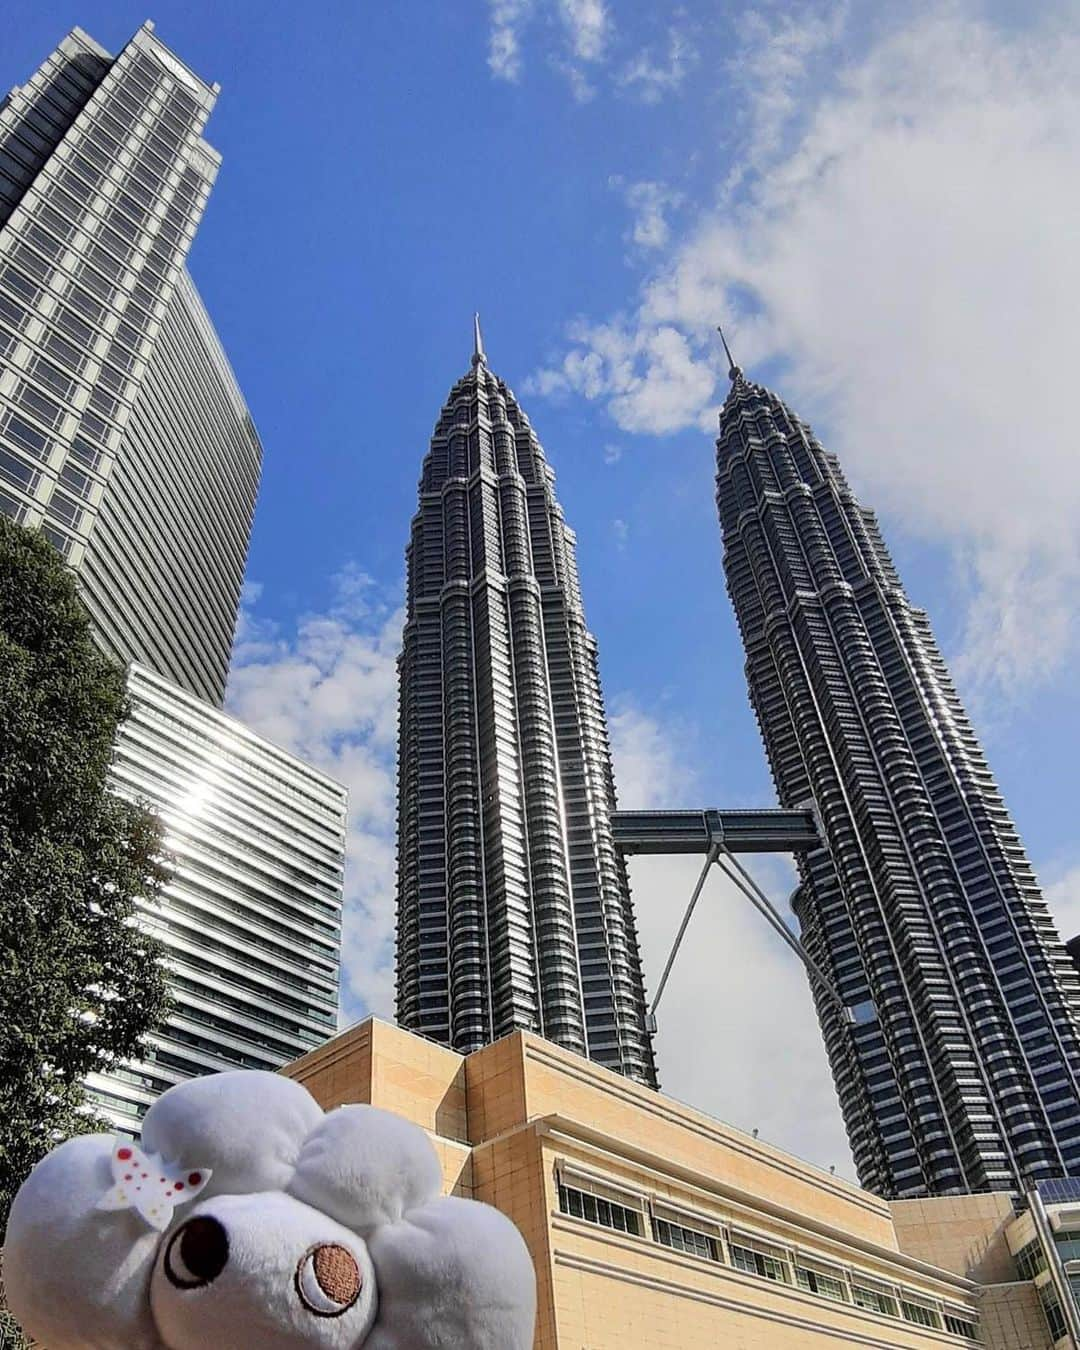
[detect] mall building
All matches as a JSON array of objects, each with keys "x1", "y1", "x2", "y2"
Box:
[{"x1": 287, "y1": 1018, "x2": 1070, "y2": 1349}]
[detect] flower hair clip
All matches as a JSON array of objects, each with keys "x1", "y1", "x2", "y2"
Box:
[{"x1": 96, "y1": 1138, "x2": 212, "y2": 1231}]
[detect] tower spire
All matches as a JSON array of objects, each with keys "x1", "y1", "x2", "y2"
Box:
[
  {"x1": 472, "y1": 313, "x2": 487, "y2": 368},
  {"x1": 717, "y1": 325, "x2": 742, "y2": 382}
]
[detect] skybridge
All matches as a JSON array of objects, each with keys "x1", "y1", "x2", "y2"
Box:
[
  {"x1": 611, "y1": 807, "x2": 820, "y2": 857},
  {"x1": 611, "y1": 804, "x2": 862, "y2": 1030}
]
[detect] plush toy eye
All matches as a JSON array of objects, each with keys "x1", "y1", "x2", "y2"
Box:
[
  {"x1": 295, "y1": 1243, "x2": 362, "y2": 1317},
  {"x1": 164, "y1": 1216, "x2": 230, "y2": 1289}
]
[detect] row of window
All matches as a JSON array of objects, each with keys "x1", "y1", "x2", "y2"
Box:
[{"x1": 556, "y1": 1177, "x2": 979, "y2": 1340}]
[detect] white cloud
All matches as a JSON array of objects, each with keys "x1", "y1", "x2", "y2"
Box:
[
  {"x1": 603, "y1": 443, "x2": 622, "y2": 465},
  {"x1": 529, "y1": 319, "x2": 718, "y2": 434},
  {"x1": 618, "y1": 23, "x2": 698, "y2": 104},
  {"x1": 611, "y1": 177, "x2": 685, "y2": 252},
  {"x1": 724, "y1": 1, "x2": 850, "y2": 179},
  {"x1": 609, "y1": 699, "x2": 692, "y2": 809},
  {"x1": 485, "y1": 0, "x2": 608, "y2": 95},
  {"x1": 609, "y1": 700, "x2": 854, "y2": 1176},
  {"x1": 611, "y1": 517, "x2": 629, "y2": 549},
  {"x1": 226, "y1": 567, "x2": 403, "y2": 1024},
  {"x1": 533, "y1": 4, "x2": 1080, "y2": 692},
  {"x1": 558, "y1": 0, "x2": 610, "y2": 62},
  {"x1": 487, "y1": 0, "x2": 533, "y2": 82},
  {"x1": 556, "y1": 59, "x2": 598, "y2": 104},
  {"x1": 1045, "y1": 865, "x2": 1080, "y2": 946}
]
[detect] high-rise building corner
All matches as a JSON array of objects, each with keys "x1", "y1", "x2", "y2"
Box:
[{"x1": 0, "y1": 21, "x2": 259, "y2": 706}]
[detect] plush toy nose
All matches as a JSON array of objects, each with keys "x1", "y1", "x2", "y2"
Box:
[
  {"x1": 164, "y1": 1215, "x2": 230, "y2": 1288},
  {"x1": 296, "y1": 1243, "x2": 362, "y2": 1315}
]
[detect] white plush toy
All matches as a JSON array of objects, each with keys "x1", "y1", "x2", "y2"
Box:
[{"x1": 4, "y1": 1071, "x2": 536, "y2": 1349}]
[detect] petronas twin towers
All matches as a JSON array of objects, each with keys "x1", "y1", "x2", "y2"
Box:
[
  {"x1": 394, "y1": 323, "x2": 657, "y2": 1088},
  {"x1": 395, "y1": 321, "x2": 1080, "y2": 1200},
  {"x1": 714, "y1": 357, "x2": 1080, "y2": 1198}
]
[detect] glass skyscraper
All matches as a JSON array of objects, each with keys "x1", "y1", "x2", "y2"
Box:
[
  {"x1": 0, "y1": 25, "x2": 348, "y2": 1125},
  {"x1": 90, "y1": 663, "x2": 345, "y2": 1132},
  {"x1": 0, "y1": 21, "x2": 258, "y2": 705},
  {"x1": 715, "y1": 357, "x2": 1080, "y2": 1198},
  {"x1": 395, "y1": 327, "x2": 657, "y2": 1087}
]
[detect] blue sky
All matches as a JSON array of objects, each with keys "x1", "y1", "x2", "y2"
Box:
[{"x1": 9, "y1": 0, "x2": 1080, "y2": 1178}]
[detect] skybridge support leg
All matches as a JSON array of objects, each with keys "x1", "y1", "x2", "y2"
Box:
[
  {"x1": 645, "y1": 840, "x2": 853, "y2": 1033},
  {"x1": 644, "y1": 842, "x2": 718, "y2": 1034}
]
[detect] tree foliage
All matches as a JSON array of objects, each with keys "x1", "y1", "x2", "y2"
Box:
[{"x1": 0, "y1": 517, "x2": 171, "y2": 1235}]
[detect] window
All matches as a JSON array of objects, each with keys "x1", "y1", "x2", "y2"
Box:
[
  {"x1": 97, "y1": 362, "x2": 126, "y2": 394},
  {"x1": 653, "y1": 1217, "x2": 721, "y2": 1263},
  {"x1": 59, "y1": 463, "x2": 93, "y2": 499},
  {"x1": 901, "y1": 1299, "x2": 942, "y2": 1329},
  {"x1": 1039, "y1": 1286, "x2": 1067, "y2": 1342},
  {"x1": 0, "y1": 483, "x2": 25, "y2": 521},
  {"x1": 795, "y1": 1260, "x2": 849, "y2": 1302},
  {"x1": 77, "y1": 135, "x2": 110, "y2": 170},
  {"x1": 15, "y1": 383, "x2": 63, "y2": 430},
  {"x1": 729, "y1": 1235, "x2": 791, "y2": 1284},
  {"x1": 851, "y1": 1281, "x2": 899, "y2": 1317},
  {"x1": 1, "y1": 266, "x2": 41, "y2": 303},
  {"x1": 113, "y1": 321, "x2": 143, "y2": 354},
  {"x1": 66, "y1": 287, "x2": 104, "y2": 323},
  {"x1": 95, "y1": 225, "x2": 134, "y2": 263},
  {"x1": 79, "y1": 264, "x2": 115, "y2": 301},
  {"x1": 78, "y1": 411, "x2": 110, "y2": 445},
  {"x1": 1054, "y1": 1229, "x2": 1080, "y2": 1263},
  {"x1": 106, "y1": 204, "x2": 141, "y2": 240},
  {"x1": 44, "y1": 185, "x2": 84, "y2": 224},
  {"x1": 557, "y1": 1181, "x2": 642, "y2": 1237},
  {"x1": 56, "y1": 307, "x2": 95, "y2": 346},
  {"x1": 68, "y1": 436, "x2": 102, "y2": 472},
  {"x1": 86, "y1": 243, "x2": 125, "y2": 280},
  {"x1": 0, "y1": 293, "x2": 26, "y2": 331},
  {"x1": 25, "y1": 223, "x2": 64, "y2": 258},
  {"x1": 66, "y1": 153, "x2": 104, "y2": 189},
  {"x1": 30, "y1": 357, "x2": 74, "y2": 401},
  {"x1": 1014, "y1": 1237, "x2": 1047, "y2": 1281},
  {"x1": 944, "y1": 1311, "x2": 979, "y2": 1338},
  {"x1": 46, "y1": 490, "x2": 81, "y2": 527},
  {"x1": 89, "y1": 387, "x2": 119, "y2": 419},
  {"x1": 3, "y1": 414, "x2": 49, "y2": 458},
  {"x1": 44, "y1": 330, "x2": 86, "y2": 373},
  {"x1": 0, "y1": 445, "x2": 38, "y2": 490},
  {"x1": 39, "y1": 522, "x2": 72, "y2": 557}
]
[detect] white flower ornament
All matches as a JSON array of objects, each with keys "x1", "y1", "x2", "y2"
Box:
[{"x1": 95, "y1": 1139, "x2": 212, "y2": 1231}]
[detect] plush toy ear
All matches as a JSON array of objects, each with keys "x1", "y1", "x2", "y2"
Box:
[
  {"x1": 364, "y1": 1196, "x2": 536, "y2": 1350},
  {"x1": 4, "y1": 1133, "x2": 165, "y2": 1350},
  {"x1": 287, "y1": 1104, "x2": 443, "y2": 1233},
  {"x1": 140, "y1": 1070, "x2": 323, "y2": 1200}
]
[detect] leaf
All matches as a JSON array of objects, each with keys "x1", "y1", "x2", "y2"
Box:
[{"x1": 0, "y1": 518, "x2": 173, "y2": 1238}]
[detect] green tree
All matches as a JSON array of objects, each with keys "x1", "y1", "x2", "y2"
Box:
[{"x1": 0, "y1": 516, "x2": 170, "y2": 1236}]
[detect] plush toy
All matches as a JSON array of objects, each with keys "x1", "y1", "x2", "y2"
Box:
[{"x1": 4, "y1": 1070, "x2": 536, "y2": 1349}]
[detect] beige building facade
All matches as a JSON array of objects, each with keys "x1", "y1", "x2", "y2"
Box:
[{"x1": 285, "y1": 1018, "x2": 1058, "y2": 1349}]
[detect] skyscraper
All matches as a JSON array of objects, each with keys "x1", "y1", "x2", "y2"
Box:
[
  {"x1": 395, "y1": 323, "x2": 657, "y2": 1087},
  {"x1": 0, "y1": 25, "x2": 348, "y2": 1124},
  {"x1": 0, "y1": 22, "x2": 258, "y2": 705},
  {"x1": 89, "y1": 663, "x2": 346, "y2": 1133},
  {"x1": 715, "y1": 354, "x2": 1080, "y2": 1197}
]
